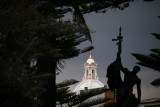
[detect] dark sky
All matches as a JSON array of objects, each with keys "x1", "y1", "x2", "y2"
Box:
[{"x1": 57, "y1": 0, "x2": 160, "y2": 100}]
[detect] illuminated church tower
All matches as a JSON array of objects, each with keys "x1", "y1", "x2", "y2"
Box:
[{"x1": 73, "y1": 54, "x2": 104, "y2": 94}]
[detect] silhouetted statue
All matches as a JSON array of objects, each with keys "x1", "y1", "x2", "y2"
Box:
[
  {"x1": 116, "y1": 66, "x2": 141, "y2": 107},
  {"x1": 107, "y1": 27, "x2": 141, "y2": 107},
  {"x1": 106, "y1": 27, "x2": 123, "y2": 91}
]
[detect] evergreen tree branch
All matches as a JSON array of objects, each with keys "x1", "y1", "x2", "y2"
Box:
[
  {"x1": 79, "y1": 97, "x2": 111, "y2": 107},
  {"x1": 78, "y1": 87, "x2": 109, "y2": 103},
  {"x1": 151, "y1": 78, "x2": 160, "y2": 87},
  {"x1": 56, "y1": 79, "x2": 79, "y2": 88},
  {"x1": 132, "y1": 53, "x2": 160, "y2": 71},
  {"x1": 81, "y1": 46, "x2": 94, "y2": 53},
  {"x1": 150, "y1": 48, "x2": 160, "y2": 55},
  {"x1": 151, "y1": 33, "x2": 160, "y2": 40}
]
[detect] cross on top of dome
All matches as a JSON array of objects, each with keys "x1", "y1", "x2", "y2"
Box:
[{"x1": 89, "y1": 52, "x2": 92, "y2": 59}]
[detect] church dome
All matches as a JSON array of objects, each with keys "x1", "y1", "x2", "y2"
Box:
[{"x1": 84, "y1": 54, "x2": 97, "y2": 66}]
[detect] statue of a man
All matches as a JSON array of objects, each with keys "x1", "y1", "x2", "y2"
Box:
[{"x1": 116, "y1": 66, "x2": 141, "y2": 107}]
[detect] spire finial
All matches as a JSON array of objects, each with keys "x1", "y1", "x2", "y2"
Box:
[{"x1": 89, "y1": 51, "x2": 92, "y2": 59}]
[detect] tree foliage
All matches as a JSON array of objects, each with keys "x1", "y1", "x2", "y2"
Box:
[
  {"x1": 0, "y1": 0, "x2": 93, "y2": 106},
  {"x1": 77, "y1": 87, "x2": 110, "y2": 107},
  {"x1": 56, "y1": 79, "x2": 110, "y2": 107},
  {"x1": 37, "y1": 0, "x2": 153, "y2": 42},
  {"x1": 0, "y1": 0, "x2": 154, "y2": 106},
  {"x1": 132, "y1": 17, "x2": 160, "y2": 87},
  {"x1": 56, "y1": 79, "x2": 79, "y2": 107}
]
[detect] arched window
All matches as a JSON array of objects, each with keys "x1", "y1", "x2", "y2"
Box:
[{"x1": 92, "y1": 70, "x2": 95, "y2": 79}]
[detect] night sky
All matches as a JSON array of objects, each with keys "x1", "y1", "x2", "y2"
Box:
[{"x1": 57, "y1": 0, "x2": 160, "y2": 100}]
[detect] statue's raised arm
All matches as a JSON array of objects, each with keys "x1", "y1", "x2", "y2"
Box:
[
  {"x1": 113, "y1": 27, "x2": 122, "y2": 60},
  {"x1": 106, "y1": 27, "x2": 123, "y2": 91}
]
